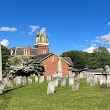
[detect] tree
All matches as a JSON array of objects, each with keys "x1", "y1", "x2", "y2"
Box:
[
  {"x1": 1, "y1": 45, "x2": 10, "y2": 71},
  {"x1": 93, "y1": 46, "x2": 110, "y2": 68},
  {"x1": 61, "y1": 50, "x2": 86, "y2": 69}
]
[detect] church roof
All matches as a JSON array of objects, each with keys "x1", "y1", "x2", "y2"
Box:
[
  {"x1": 61, "y1": 57, "x2": 73, "y2": 66},
  {"x1": 35, "y1": 53, "x2": 73, "y2": 66}
]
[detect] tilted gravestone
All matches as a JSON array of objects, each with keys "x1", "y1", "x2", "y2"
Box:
[
  {"x1": 53, "y1": 77, "x2": 59, "y2": 87},
  {"x1": 72, "y1": 83, "x2": 79, "y2": 91},
  {"x1": 0, "y1": 81, "x2": 6, "y2": 94},
  {"x1": 47, "y1": 81, "x2": 55, "y2": 94},
  {"x1": 3, "y1": 77, "x2": 13, "y2": 87}
]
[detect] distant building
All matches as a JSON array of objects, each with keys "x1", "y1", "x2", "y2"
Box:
[
  {"x1": 10, "y1": 30, "x2": 73, "y2": 76},
  {"x1": 10, "y1": 30, "x2": 49, "y2": 59}
]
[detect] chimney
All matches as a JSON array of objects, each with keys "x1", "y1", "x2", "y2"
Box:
[{"x1": 27, "y1": 45, "x2": 31, "y2": 55}]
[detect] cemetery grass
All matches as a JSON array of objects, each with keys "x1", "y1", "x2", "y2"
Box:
[{"x1": 0, "y1": 79, "x2": 110, "y2": 110}]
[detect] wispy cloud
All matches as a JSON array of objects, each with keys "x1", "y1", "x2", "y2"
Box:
[
  {"x1": 0, "y1": 27, "x2": 17, "y2": 32},
  {"x1": 75, "y1": 46, "x2": 84, "y2": 48},
  {"x1": 29, "y1": 25, "x2": 40, "y2": 35},
  {"x1": 0, "y1": 39, "x2": 10, "y2": 47},
  {"x1": 40, "y1": 27, "x2": 46, "y2": 32},
  {"x1": 107, "y1": 22, "x2": 110, "y2": 26},
  {"x1": 93, "y1": 33, "x2": 110, "y2": 45}
]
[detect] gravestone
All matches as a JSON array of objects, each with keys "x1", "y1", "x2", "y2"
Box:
[
  {"x1": 3, "y1": 77, "x2": 13, "y2": 87},
  {"x1": 35, "y1": 75, "x2": 38, "y2": 83},
  {"x1": 57, "y1": 58, "x2": 62, "y2": 78},
  {"x1": 39, "y1": 76, "x2": 44, "y2": 83},
  {"x1": 53, "y1": 77, "x2": 59, "y2": 87},
  {"x1": 46, "y1": 76, "x2": 51, "y2": 82},
  {"x1": 28, "y1": 77, "x2": 32, "y2": 84},
  {"x1": 69, "y1": 75, "x2": 74, "y2": 86},
  {"x1": 90, "y1": 77, "x2": 95, "y2": 86},
  {"x1": 87, "y1": 75, "x2": 90, "y2": 85},
  {"x1": 61, "y1": 76, "x2": 66, "y2": 87},
  {"x1": 79, "y1": 72, "x2": 84, "y2": 79},
  {"x1": 21, "y1": 76, "x2": 27, "y2": 85},
  {"x1": 16, "y1": 76, "x2": 22, "y2": 86},
  {"x1": 72, "y1": 83, "x2": 79, "y2": 91},
  {"x1": 47, "y1": 81, "x2": 55, "y2": 94},
  {"x1": 0, "y1": 81, "x2": 6, "y2": 94}
]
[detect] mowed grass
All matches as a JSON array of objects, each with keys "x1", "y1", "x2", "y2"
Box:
[{"x1": 0, "y1": 79, "x2": 110, "y2": 110}]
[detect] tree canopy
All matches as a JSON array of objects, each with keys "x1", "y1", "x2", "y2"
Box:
[
  {"x1": 60, "y1": 46, "x2": 110, "y2": 69},
  {"x1": 1, "y1": 45, "x2": 10, "y2": 71}
]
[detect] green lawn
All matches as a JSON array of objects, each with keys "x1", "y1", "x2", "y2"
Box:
[{"x1": 0, "y1": 79, "x2": 110, "y2": 110}]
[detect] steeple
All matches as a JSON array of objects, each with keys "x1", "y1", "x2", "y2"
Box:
[{"x1": 34, "y1": 30, "x2": 49, "y2": 55}]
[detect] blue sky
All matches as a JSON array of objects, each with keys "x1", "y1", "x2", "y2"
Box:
[{"x1": 0, "y1": 0, "x2": 110, "y2": 55}]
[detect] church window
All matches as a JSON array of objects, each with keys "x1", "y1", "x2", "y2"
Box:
[
  {"x1": 42, "y1": 50, "x2": 46, "y2": 54},
  {"x1": 52, "y1": 56, "x2": 54, "y2": 62}
]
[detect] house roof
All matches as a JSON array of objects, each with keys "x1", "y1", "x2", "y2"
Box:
[
  {"x1": 35, "y1": 52, "x2": 73, "y2": 66},
  {"x1": 61, "y1": 57, "x2": 73, "y2": 66}
]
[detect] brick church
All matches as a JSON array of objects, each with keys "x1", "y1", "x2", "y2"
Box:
[{"x1": 10, "y1": 30, "x2": 73, "y2": 76}]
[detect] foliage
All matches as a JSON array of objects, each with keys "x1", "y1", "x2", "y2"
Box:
[
  {"x1": 61, "y1": 50, "x2": 86, "y2": 69},
  {"x1": 61, "y1": 46, "x2": 110, "y2": 69},
  {"x1": 1, "y1": 45, "x2": 10, "y2": 71},
  {"x1": 8, "y1": 58, "x2": 45, "y2": 77}
]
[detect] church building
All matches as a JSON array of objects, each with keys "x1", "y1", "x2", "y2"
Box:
[{"x1": 10, "y1": 30, "x2": 73, "y2": 76}]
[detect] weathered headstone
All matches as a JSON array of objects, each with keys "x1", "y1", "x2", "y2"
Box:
[
  {"x1": 28, "y1": 77, "x2": 32, "y2": 85},
  {"x1": 47, "y1": 81, "x2": 55, "y2": 94},
  {"x1": 53, "y1": 77, "x2": 59, "y2": 87},
  {"x1": 90, "y1": 78, "x2": 95, "y2": 86},
  {"x1": 3, "y1": 77, "x2": 13, "y2": 87},
  {"x1": 69, "y1": 75, "x2": 74, "y2": 86},
  {"x1": 35, "y1": 75, "x2": 38, "y2": 83},
  {"x1": 21, "y1": 76, "x2": 27, "y2": 85},
  {"x1": 16, "y1": 76, "x2": 22, "y2": 86},
  {"x1": 57, "y1": 58, "x2": 62, "y2": 78},
  {"x1": 39, "y1": 76, "x2": 44, "y2": 83},
  {"x1": 79, "y1": 72, "x2": 84, "y2": 79},
  {"x1": 61, "y1": 76, "x2": 66, "y2": 87},
  {"x1": 72, "y1": 83, "x2": 79, "y2": 91},
  {"x1": 0, "y1": 81, "x2": 6, "y2": 94},
  {"x1": 46, "y1": 76, "x2": 51, "y2": 82}
]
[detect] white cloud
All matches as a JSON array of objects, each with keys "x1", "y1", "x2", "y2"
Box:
[
  {"x1": 0, "y1": 27, "x2": 17, "y2": 32},
  {"x1": 40, "y1": 27, "x2": 46, "y2": 32},
  {"x1": 93, "y1": 33, "x2": 110, "y2": 45},
  {"x1": 29, "y1": 25, "x2": 40, "y2": 35},
  {"x1": 0, "y1": 39, "x2": 10, "y2": 47},
  {"x1": 107, "y1": 22, "x2": 110, "y2": 26},
  {"x1": 83, "y1": 46, "x2": 97, "y2": 53},
  {"x1": 91, "y1": 44, "x2": 96, "y2": 47},
  {"x1": 107, "y1": 48, "x2": 110, "y2": 53}
]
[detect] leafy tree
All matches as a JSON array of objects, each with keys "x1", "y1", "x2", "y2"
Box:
[
  {"x1": 1, "y1": 45, "x2": 10, "y2": 71},
  {"x1": 61, "y1": 50, "x2": 86, "y2": 69}
]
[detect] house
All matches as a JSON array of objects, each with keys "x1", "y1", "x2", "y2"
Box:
[{"x1": 36, "y1": 53, "x2": 73, "y2": 76}]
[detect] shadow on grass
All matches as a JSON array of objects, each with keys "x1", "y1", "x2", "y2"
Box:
[
  {"x1": 0, "y1": 85, "x2": 25, "y2": 96},
  {"x1": 0, "y1": 86, "x2": 25, "y2": 110}
]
